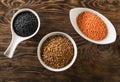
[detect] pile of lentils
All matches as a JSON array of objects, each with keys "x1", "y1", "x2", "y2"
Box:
[
  {"x1": 13, "y1": 11, "x2": 38, "y2": 37},
  {"x1": 41, "y1": 35, "x2": 74, "y2": 68}
]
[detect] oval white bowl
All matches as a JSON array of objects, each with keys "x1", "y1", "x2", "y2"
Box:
[
  {"x1": 37, "y1": 32, "x2": 77, "y2": 72},
  {"x1": 69, "y1": 8, "x2": 117, "y2": 44}
]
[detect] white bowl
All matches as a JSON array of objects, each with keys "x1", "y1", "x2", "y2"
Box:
[
  {"x1": 37, "y1": 32, "x2": 77, "y2": 72},
  {"x1": 4, "y1": 8, "x2": 40, "y2": 58},
  {"x1": 69, "y1": 8, "x2": 117, "y2": 44}
]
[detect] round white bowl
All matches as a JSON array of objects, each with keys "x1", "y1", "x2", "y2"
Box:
[
  {"x1": 37, "y1": 32, "x2": 77, "y2": 72},
  {"x1": 69, "y1": 8, "x2": 117, "y2": 44}
]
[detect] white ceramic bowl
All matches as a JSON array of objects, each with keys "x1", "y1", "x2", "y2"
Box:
[
  {"x1": 37, "y1": 32, "x2": 77, "y2": 72},
  {"x1": 69, "y1": 8, "x2": 117, "y2": 44},
  {"x1": 4, "y1": 8, "x2": 40, "y2": 58}
]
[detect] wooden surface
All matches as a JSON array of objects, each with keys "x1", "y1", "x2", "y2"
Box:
[{"x1": 0, "y1": 0, "x2": 120, "y2": 82}]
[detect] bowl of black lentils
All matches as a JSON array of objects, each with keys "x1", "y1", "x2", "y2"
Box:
[
  {"x1": 37, "y1": 32, "x2": 77, "y2": 72},
  {"x1": 4, "y1": 8, "x2": 40, "y2": 58}
]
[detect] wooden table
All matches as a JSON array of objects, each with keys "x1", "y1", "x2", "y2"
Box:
[{"x1": 0, "y1": 0, "x2": 120, "y2": 82}]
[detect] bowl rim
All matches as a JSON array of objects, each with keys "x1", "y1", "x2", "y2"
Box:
[{"x1": 37, "y1": 31, "x2": 77, "y2": 72}]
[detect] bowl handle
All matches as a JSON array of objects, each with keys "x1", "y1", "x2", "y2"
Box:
[{"x1": 4, "y1": 38, "x2": 21, "y2": 58}]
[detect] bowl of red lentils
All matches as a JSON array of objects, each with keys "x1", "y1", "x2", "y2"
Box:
[
  {"x1": 37, "y1": 32, "x2": 77, "y2": 72},
  {"x1": 70, "y1": 8, "x2": 116, "y2": 44}
]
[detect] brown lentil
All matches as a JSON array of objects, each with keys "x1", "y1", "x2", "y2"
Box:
[{"x1": 41, "y1": 35, "x2": 74, "y2": 68}]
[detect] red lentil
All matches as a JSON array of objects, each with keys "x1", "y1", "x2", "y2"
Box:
[{"x1": 77, "y1": 11, "x2": 108, "y2": 41}]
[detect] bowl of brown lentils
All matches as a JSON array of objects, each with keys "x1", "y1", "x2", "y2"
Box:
[{"x1": 37, "y1": 32, "x2": 77, "y2": 72}]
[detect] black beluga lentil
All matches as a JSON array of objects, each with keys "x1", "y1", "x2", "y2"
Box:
[{"x1": 13, "y1": 11, "x2": 38, "y2": 37}]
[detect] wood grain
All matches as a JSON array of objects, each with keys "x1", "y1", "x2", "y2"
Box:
[{"x1": 0, "y1": 0, "x2": 120, "y2": 82}]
